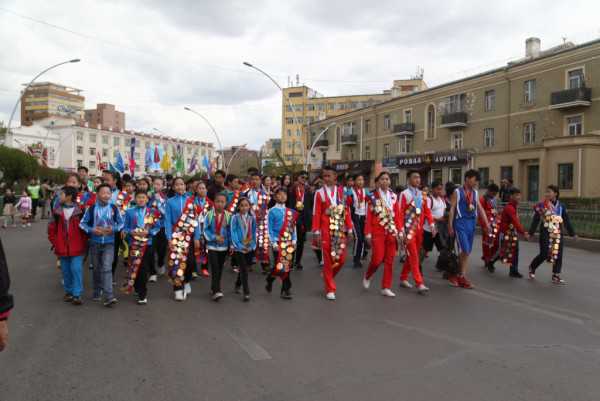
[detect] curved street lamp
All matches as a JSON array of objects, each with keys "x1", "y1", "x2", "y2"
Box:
[
  {"x1": 225, "y1": 143, "x2": 247, "y2": 176},
  {"x1": 183, "y1": 106, "x2": 225, "y2": 169},
  {"x1": 5, "y1": 59, "x2": 81, "y2": 144},
  {"x1": 243, "y1": 62, "x2": 305, "y2": 164},
  {"x1": 305, "y1": 122, "x2": 336, "y2": 171}
]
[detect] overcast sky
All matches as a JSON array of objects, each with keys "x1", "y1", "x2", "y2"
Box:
[{"x1": 1, "y1": 0, "x2": 599, "y2": 149}]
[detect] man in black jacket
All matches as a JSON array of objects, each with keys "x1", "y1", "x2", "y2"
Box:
[
  {"x1": 0, "y1": 236, "x2": 14, "y2": 351},
  {"x1": 287, "y1": 171, "x2": 310, "y2": 270}
]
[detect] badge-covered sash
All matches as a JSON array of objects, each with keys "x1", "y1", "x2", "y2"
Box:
[
  {"x1": 273, "y1": 209, "x2": 297, "y2": 278},
  {"x1": 168, "y1": 197, "x2": 199, "y2": 286},
  {"x1": 536, "y1": 201, "x2": 563, "y2": 265}
]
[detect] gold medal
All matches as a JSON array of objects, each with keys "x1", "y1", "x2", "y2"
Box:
[
  {"x1": 415, "y1": 207, "x2": 421, "y2": 214},
  {"x1": 286, "y1": 246, "x2": 294, "y2": 253},
  {"x1": 286, "y1": 254, "x2": 293, "y2": 261}
]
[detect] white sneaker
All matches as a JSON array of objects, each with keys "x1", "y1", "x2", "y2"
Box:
[
  {"x1": 27, "y1": 223, "x2": 31, "y2": 227},
  {"x1": 325, "y1": 292, "x2": 336, "y2": 301},
  {"x1": 212, "y1": 292, "x2": 224, "y2": 301},
  {"x1": 174, "y1": 290, "x2": 185, "y2": 301},
  {"x1": 184, "y1": 283, "x2": 192, "y2": 295},
  {"x1": 319, "y1": 260, "x2": 324, "y2": 267},
  {"x1": 148, "y1": 275, "x2": 157, "y2": 283},
  {"x1": 417, "y1": 284, "x2": 430, "y2": 294},
  {"x1": 157, "y1": 266, "x2": 166, "y2": 275},
  {"x1": 381, "y1": 288, "x2": 396, "y2": 297},
  {"x1": 137, "y1": 298, "x2": 148, "y2": 305},
  {"x1": 362, "y1": 277, "x2": 371, "y2": 290},
  {"x1": 399, "y1": 280, "x2": 413, "y2": 289}
]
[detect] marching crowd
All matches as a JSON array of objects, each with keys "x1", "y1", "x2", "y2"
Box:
[{"x1": 17, "y1": 164, "x2": 577, "y2": 307}]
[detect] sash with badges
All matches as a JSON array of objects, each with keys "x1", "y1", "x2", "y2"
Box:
[
  {"x1": 371, "y1": 190, "x2": 398, "y2": 235},
  {"x1": 536, "y1": 201, "x2": 563, "y2": 265},
  {"x1": 167, "y1": 197, "x2": 199, "y2": 286},
  {"x1": 295, "y1": 185, "x2": 305, "y2": 211},
  {"x1": 194, "y1": 197, "x2": 212, "y2": 266},
  {"x1": 324, "y1": 187, "x2": 347, "y2": 266},
  {"x1": 500, "y1": 224, "x2": 518, "y2": 264},
  {"x1": 484, "y1": 198, "x2": 499, "y2": 247},
  {"x1": 273, "y1": 209, "x2": 298, "y2": 278},
  {"x1": 403, "y1": 189, "x2": 425, "y2": 241},
  {"x1": 226, "y1": 190, "x2": 241, "y2": 213},
  {"x1": 122, "y1": 207, "x2": 161, "y2": 294},
  {"x1": 253, "y1": 190, "x2": 271, "y2": 262}
]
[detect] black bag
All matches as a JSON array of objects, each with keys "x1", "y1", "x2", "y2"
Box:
[{"x1": 436, "y1": 237, "x2": 459, "y2": 276}]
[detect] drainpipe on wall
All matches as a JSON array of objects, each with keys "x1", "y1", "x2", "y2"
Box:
[
  {"x1": 578, "y1": 147, "x2": 583, "y2": 197},
  {"x1": 360, "y1": 116, "x2": 363, "y2": 161}
]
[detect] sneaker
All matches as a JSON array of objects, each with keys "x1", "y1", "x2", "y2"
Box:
[
  {"x1": 184, "y1": 283, "x2": 192, "y2": 295},
  {"x1": 552, "y1": 274, "x2": 566, "y2": 285},
  {"x1": 417, "y1": 284, "x2": 430, "y2": 295},
  {"x1": 280, "y1": 290, "x2": 293, "y2": 300},
  {"x1": 71, "y1": 296, "x2": 83, "y2": 305},
  {"x1": 63, "y1": 294, "x2": 74, "y2": 302},
  {"x1": 380, "y1": 288, "x2": 396, "y2": 297},
  {"x1": 319, "y1": 260, "x2": 324, "y2": 267},
  {"x1": 233, "y1": 267, "x2": 240, "y2": 273},
  {"x1": 399, "y1": 280, "x2": 413, "y2": 289},
  {"x1": 174, "y1": 290, "x2": 185, "y2": 301},
  {"x1": 528, "y1": 268, "x2": 536, "y2": 280},
  {"x1": 295, "y1": 264, "x2": 304, "y2": 271},
  {"x1": 103, "y1": 298, "x2": 118, "y2": 307},
  {"x1": 137, "y1": 298, "x2": 148, "y2": 305},
  {"x1": 234, "y1": 284, "x2": 241, "y2": 294},
  {"x1": 458, "y1": 276, "x2": 474, "y2": 289},
  {"x1": 509, "y1": 271, "x2": 523, "y2": 279},
  {"x1": 448, "y1": 275, "x2": 460, "y2": 287},
  {"x1": 212, "y1": 291, "x2": 224, "y2": 302},
  {"x1": 92, "y1": 295, "x2": 102, "y2": 302},
  {"x1": 201, "y1": 269, "x2": 210, "y2": 277},
  {"x1": 157, "y1": 265, "x2": 166, "y2": 275},
  {"x1": 148, "y1": 275, "x2": 158, "y2": 283},
  {"x1": 21, "y1": 224, "x2": 26, "y2": 228},
  {"x1": 362, "y1": 277, "x2": 371, "y2": 290},
  {"x1": 265, "y1": 280, "x2": 273, "y2": 293},
  {"x1": 353, "y1": 261, "x2": 363, "y2": 269},
  {"x1": 325, "y1": 292, "x2": 336, "y2": 301},
  {"x1": 243, "y1": 294, "x2": 251, "y2": 302},
  {"x1": 192, "y1": 271, "x2": 199, "y2": 278},
  {"x1": 27, "y1": 223, "x2": 31, "y2": 227},
  {"x1": 486, "y1": 262, "x2": 495, "y2": 273}
]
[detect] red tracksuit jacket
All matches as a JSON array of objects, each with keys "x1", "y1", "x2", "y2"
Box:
[
  {"x1": 398, "y1": 188, "x2": 433, "y2": 235},
  {"x1": 311, "y1": 185, "x2": 353, "y2": 237},
  {"x1": 365, "y1": 189, "x2": 402, "y2": 238},
  {"x1": 500, "y1": 200, "x2": 525, "y2": 235}
]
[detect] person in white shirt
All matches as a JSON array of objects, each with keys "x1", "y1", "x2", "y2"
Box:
[{"x1": 422, "y1": 181, "x2": 448, "y2": 263}]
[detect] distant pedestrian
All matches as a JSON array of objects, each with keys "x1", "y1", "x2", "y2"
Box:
[
  {"x1": 27, "y1": 178, "x2": 41, "y2": 221},
  {"x1": 230, "y1": 197, "x2": 256, "y2": 301},
  {"x1": 2, "y1": 189, "x2": 17, "y2": 228},
  {"x1": 15, "y1": 190, "x2": 32, "y2": 227},
  {"x1": 498, "y1": 188, "x2": 530, "y2": 278}
]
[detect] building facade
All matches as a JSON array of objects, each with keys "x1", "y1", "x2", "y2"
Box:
[
  {"x1": 20, "y1": 82, "x2": 85, "y2": 126},
  {"x1": 219, "y1": 146, "x2": 260, "y2": 177},
  {"x1": 84, "y1": 103, "x2": 126, "y2": 131},
  {"x1": 309, "y1": 37, "x2": 600, "y2": 199},
  {"x1": 260, "y1": 138, "x2": 282, "y2": 169},
  {"x1": 281, "y1": 79, "x2": 427, "y2": 164}
]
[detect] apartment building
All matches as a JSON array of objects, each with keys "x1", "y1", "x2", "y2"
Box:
[
  {"x1": 281, "y1": 78, "x2": 427, "y2": 164},
  {"x1": 84, "y1": 103, "x2": 126, "y2": 131},
  {"x1": 20, "y1": 82, "x2": 85, "y2": 125},
  {"x1": 308, "y1": 37, "x2": 600, "y2": 199}
]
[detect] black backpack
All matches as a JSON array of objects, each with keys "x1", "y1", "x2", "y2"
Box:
[{"x1": 436, "y1": 237, "x2": 460, "y2": 276}]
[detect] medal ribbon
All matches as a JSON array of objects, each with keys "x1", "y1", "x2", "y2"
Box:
[
  {"x1": 123, "y1": 207, "x2": 158, "y2": 294},
  {"x1": 296, "y1": 185, "x2": 305, "y2": 203},
  {"x1": 273, "y1": 210, "x2": 297, "y2": 278},
  {"x1": 167, "y1": 196, "x2": 197, "y2": 285},
  {"x1": 463, "y1": 186, "x2": 473, "y2": 211},
  {"x1": 214, "y1": 211, "x2": 224, "y2": 236}
]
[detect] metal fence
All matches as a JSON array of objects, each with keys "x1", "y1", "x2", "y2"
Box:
[{"x1": 517, "y1": 203, "x2": 600, "y2": 239}]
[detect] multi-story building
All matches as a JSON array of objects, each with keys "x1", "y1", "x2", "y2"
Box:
[
  {"x1": 218, "y1": 146, "x2": 259, "y2": 177},
  {"x1": 20, "y1": 82, "x2": 85, "y2": 126},
  {"x1": 260, "y1": 138, "x2": 282, "y2": 169},
  {"x1": 84, "y1": 103, "x2": 126, "y2": 131},
  {"x1": 7, "y1": 116, "x2": 215, "y2": 175},
  {"x1": 308, "y1": 37, "x2": 600, "y2": 199},
  {"x1": 281, "y1": 79, "x2": 427, "y2": 164}
]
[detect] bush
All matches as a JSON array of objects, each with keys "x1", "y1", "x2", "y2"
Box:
[{"x1": 0, "y1": 145, "x2": 68, "y2": 184}]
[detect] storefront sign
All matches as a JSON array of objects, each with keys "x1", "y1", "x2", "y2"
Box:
[
  {"x1": 383, "y1": 151, "x2": 470, "y2": 169},
  {"x1": 332, "y1": 160, "x2": 374, "y2": 175}
]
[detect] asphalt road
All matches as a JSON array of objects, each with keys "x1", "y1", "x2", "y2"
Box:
[{"x1": 1, "y1": 222, "x2": 600, "y2": 401}]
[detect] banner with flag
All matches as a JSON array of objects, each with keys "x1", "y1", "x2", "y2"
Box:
[
  {"x1": 129, "y1": 138, "x2": 136, "y2": 176},
  {"x1": 144, "y1": 147, "x2": 153, "y2": 171},
  {"x1": 202, "y1": 154, "x2": 212, "y2": 178},
  {"x1": 175, "y1": 144, "x2": 184, "y2": 174},
  {"x1": 188, "y1": 152, "x2": 198, "y2": 174},
  {"x1": 115, "y1": 151, "x2": 125, "y2": 174},
  {"x1": 160, "y1": 151, "x2": 171, "y2": 172}
]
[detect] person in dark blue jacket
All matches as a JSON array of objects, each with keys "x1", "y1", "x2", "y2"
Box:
[{"x1": 230, "y1": 197, "x2": 256, "y2": 301}]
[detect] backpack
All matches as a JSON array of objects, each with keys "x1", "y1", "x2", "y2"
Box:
[
  {"x1": 436, "y1": 238, "x2": 460, "y2": 276},
  {"x1": 87, "y1": 204, "x2": 120, "y2": 227}
]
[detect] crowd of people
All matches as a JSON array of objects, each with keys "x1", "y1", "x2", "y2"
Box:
[{"x1": 20, "y1": 164, "x2": 576, "y2": 308}]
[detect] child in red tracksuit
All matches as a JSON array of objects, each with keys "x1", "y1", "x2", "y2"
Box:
[
  {"x1": 479, "y1": 183, "x2": 500, "y2": 273},
  {"x1": 499, "y1": 188, "x2": 529, "y2": 278},
  {"x1": 363, "y1": 172, "x2": 402, "y2": 297},
  {"x1": 48, "y1": 186, "x2": 88, "y2": 305},
  {"x1": 398, "y1": 170, "x2": 434, "y2": 294},
  {"x1": 312, "y1": 166, "x2": 353, "y2": 301}
]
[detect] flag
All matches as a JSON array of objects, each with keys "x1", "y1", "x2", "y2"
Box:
[
  {"x1": 96, "y1": 151, "x2": 102, "y2": 170},
  {"x1": 188, "y1": 152, "x2": 198, "y2": 174},
  {"x1": 109, "y1": 162, "x2": 118, "y2": 173},
  {"x1": 202, "y1": 155, "x2": 211, "y2": 178},
  {"x1": 160, "y1": 151, "x2": 171, "y2": 172},
  {"x1": 129, "y1": 138, "x2": 136, "y2": 176},
  {"x1": 175, "y1": 144, "x2": 184, "y2": 173},
  {"x1": 154, "y1": 145, "x2": 160, "y2": 163},
  {"x1": 115, "y1": 151, "x2": 125, "y2": 173},
  {"x1": 144, "y1": 147, "x2": 153, "y2": 167}
]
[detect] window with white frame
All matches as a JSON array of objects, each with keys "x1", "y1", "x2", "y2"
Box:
[
  {"x1": 523, "y1": 122, "x2": 536, "y2": 144},
  {"x1": 365, "y1": 145, "x2": 371, "y2": 160},
  {"x1": 383, "y1": 114, "x2": 391, "y2": 130},
  {"x1": 102, "y1": 148, "x2": 108, "y2": 158},
  {"x1": 399, "y1": 136, "x2": 413, "y2": 154},
  {"x1": 484, "y1": 89, "x2": 496, "y2": 112},
  {"x1": 89, "y1": 147, "x2": 96, "y2": 156},
  {"x1": 76, "y1": 131, "x2": 84, "y2": 141},
  {"x1": 383, "y1": 143, "x2": 390, "y2": 159},
  {"x1": 426, "y1": 104, "x2": 435, "y2": 139},
  {"x1": 404, "y1": 109, "x2": 412, "y2": 123},
  {"x1": 568, "y1": 68, "x2": 584, "y2": 89},
  {"x1": 89, "y1": 160, "x2": 96, "y2": 169},
  {"x1": 113, "y1": 137, "x2": 120, "y2": 146},
  {"x1": 296, "y1": 129, "x2": 301, "y2": 137},
  {"x1": 102, "y1": 135, "x2": 109, "y2": 145},
  {"x1": 124, "y1": 138, "x2": 131, "y2": 146},
  {"x1": 450, "y1": 132, "x2": 463, "y2": 150},
  {"x1": 567, "y1": 115, "x2": 583, "y2": 136},
  {"x1": 444, "y1": 94, "x2": 466, "y2": 114},
  {"x1": 483, "y1": 128, "x2": 495, "y2": 148},
  {"x1": 76, "y1": 146, "x2": 83, "y2": 155},
  {"x1": 523, "y1": 79, "x2": 536, "y2": 104},
  {"x1": 89, "y1": 133, "x2": 97, "y2": 142},
  {"x1": 77, "y1": 160, "x2": 83, "y2": 167},
  {"x1": 287, "y1": 129, "x2": 291, "y2": 137}
]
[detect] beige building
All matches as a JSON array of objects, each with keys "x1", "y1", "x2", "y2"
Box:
[
  {"x1": 281, "y1": 78, "x2": 427, "y2": 164},
  {"x1": 84, "y1": 103, "x2": 126, "y2": 131},
  {"x1": 20, "y1": 82, "x2": 85, "y2": 125},
  {"x1": 219, "y1": 146, "x2": 260, "y2": 177},
  {"x1": 309, "y1": 37, "x2": 600, "y2": 200}
]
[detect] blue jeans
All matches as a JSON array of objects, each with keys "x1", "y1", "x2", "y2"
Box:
[
  {"x1": 60, "y1": 255, "x2": 84, "y2": 297},
  {"x1": 90, "y1": 243, "x2": 115, "y2": 300}
]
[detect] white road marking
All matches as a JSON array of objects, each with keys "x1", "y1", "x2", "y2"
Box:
[{"x1": 227, "y1": 328, "x2": 272, "y2": 361}]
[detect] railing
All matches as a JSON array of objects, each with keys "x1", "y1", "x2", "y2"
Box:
[
  {"x1": 514, "y1": 203, "x2": 600, "y2": 239},
  {"x1": 550, "y1": 87, "x2": 592, "y2": 107},
  {"x1": 340, "y1": 134, "x2": 357, "y2": 145},
  {"x1": 441, "y1": 111, "x2": 468, "y2": 127},
  {"x1": 314, "y1": 138, "x2": 329, "y2": 149},
  {"x1": 393, "y1": 122, "x2": 415, "y2": 135}
]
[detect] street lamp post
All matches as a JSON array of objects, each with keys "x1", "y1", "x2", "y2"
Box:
[
  {"x1": 243, "y1": 62, "x2": 305, "y2": 165},
  {"x1": 183, "y1": 107, "x2": 225, "y2": 169},
  {"x1": 305, "y1": 122, "x2": 336, "y2": 171},
  {"x1": 225, "y1": 143, "x2": 247, "y2": 176},
  {"x1": 5, "y1": 59, "x2": 81, "y2": 144}
]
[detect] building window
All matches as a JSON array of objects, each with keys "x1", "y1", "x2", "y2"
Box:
[
  {"x1": 89, "y1": 160, "x2": 96, "y2": 169},
  {"x1": 364, "y1": 119, "x2": 370, "y2": 134},
  {"x1": 134, "y1": 152, "x2": 141, "y2": 161},
  {"x1": 89, "y1": 147, "x2": 96, "y2": 156},
  {"x1": 113, "y1": 150, "x2": 119, "y2": 158},
  {"x1": 287, "y1": 142, "x2": 292, "y2": 150},
  {"x1": 336, "y1": 127, "x2": 341, "y2": 152},
  {"x1": 383, "y1": 115, "x2": 391, "y2": 130},
  {"x1": 483, "y1": 128, "x2": 495, "y2": 148},
  {"x1": 484, "y1": 89, "x2": 496, "y2": 112},
  {"x1": 523, "y1": 79, "x2": 536, "y2": 105},
  {"x1": 558, "y1": 163, "x2": 574, "y2": 190},
  {"x1": 568, "y1": 68, "x2": 584, "y2": 89},
  {"x1": 404, "y1": 109, "x2": 412, "y2": 123},
  {"x1": 113, "y1": 137, "x2": 120, "y2": 146},
  {"x1": 89, "y1": 133, "x2": 97, "y2": 143},
  {"x1": 306, "y1": 103, "x2": 315, "y2": 111},
  {"x1": 76, "y1": 131, "x2": 84, "y2": 141},
  {"x1": 450, "y1": 132, "x2": 463, "y2": 150},
  {"x1": 501, "y1": 166, "x2": 513, "y2": 181},
  {"x1": 102, "y1": 135, "x2": 109, "y2": 145},
  {"x1": 77, "y1": 159, "x2": 83, "y2": 167},
  {"x1": 399, "y1": 136, "x2": 413, "y2": 154},
  {"x1": 287, "y1": 129, "x2": 291, "y2": 137},
  {"x1": 383, "y1": 143, "x2": 390, "y2": 159},
  {"x1": 478, "y1": 168, "x2": 490, "y2": 187},
  {"x1": 426, "y1": 104, "x2": 435, "y2": 139},
  {"x1": 444, "y1": 94, "x2": 466, "y2": 113},
  {"x1": 523, "y1": 122, "x2": 536, "y2": 144},
  {"x1": 288, "y1": 91, "x2": 303, "y2": 98},
  {"x1": 450, "y1": 168, "x2": 462, "y2": 184},
  {"x1": 76, "y1": 146, "x2": 83, "y2": 155},
  {"x1": 566, "y1": 115, "x2": 583, "y2": 136},
  {"x1": 296, "y1": 129, "x2": 301, "y2": 137},
  {"x1": 431, "y1": 169, "x2": 443, "y2": 184},
  {"x1": 102, "y1": 149, "x2": 108, "y2": 158},
  {"x1": 124, "y1": 138, "x2": 131, "y2": 146},
  {"x1": 365, "y1": 145, "x2": 371, "y2": 160}
]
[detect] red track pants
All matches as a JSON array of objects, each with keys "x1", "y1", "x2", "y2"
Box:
[
  {"x1": 400, "y1": 234, "x2": 424, "y2": 286},
  {"x1": 322, "y1": 239, "x2": 347, "y2": 293},
  {"x1": 365, "y1": 234, "x2": 397, "y2": 289}
]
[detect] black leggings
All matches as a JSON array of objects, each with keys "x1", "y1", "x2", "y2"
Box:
[
  {"x1": 209, "y1": 250, "x2": 228, "y2": 293},
  {"x1": 530, "y1": 234, "x2": 564, "y2": 274},
  {"x1": 134, "y1": 244, "x2": 154, "y2": 299},
  {"x1": 153, "y1": 228, "x2": 167, "y2": 271},
  {"x1": 234, "y1": 251, "x2": 253, "y2": 295},
  {"x1": 294, "y1": 225, "x2": 306, "y2": 266}
]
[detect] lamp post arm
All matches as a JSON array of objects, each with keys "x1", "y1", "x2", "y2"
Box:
[
  {"x1": 225, "y1": 144, "x2": 247, "y2": 176},
  {"x1": 305, "y1": 123, "x2": 335, "y2": 171}
]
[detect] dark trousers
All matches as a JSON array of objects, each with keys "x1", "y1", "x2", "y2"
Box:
[
  {"x1": 209, "y1": 250, "x2": 228, "y2": 293},
  {"x1": 153, "y1": 228, "x2": 167, "y2": 271},
  {"x1": 530, "y1": 234, "x2": 564, "y2": 274},
  {"x1": 112, "y1": 231, "x2": 122, "y2": 274},
  {"x1": 134, "y1": 244, "x2": 154, "y2": 299},
  {"x1": 509, "y1": 242, "x2": 520, "y2": 274},
  {"x1": 173, "y1": 244, "x2": 195, "y2": 290},
  {"x1": 352, "y1": 214, "x2": 366, "y2": 263},
  {"x1": 267, "y1": 250, "x2": 292, "y2": 292},
  {"x1": 294, "y1": 225, "x2": 306, "y2": 267},
  {"x1": 234, "y1": 251, "x2": 253, "y2": 295},
  {"x1": 31, "y1": 198, "x2": 39, "y2": 220}
]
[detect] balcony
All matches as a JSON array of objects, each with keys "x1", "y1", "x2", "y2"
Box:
[
  {"x1": 440, "y1": 111, "x2": 468, "y2": 128},
  {"x1": 314, "y1": 138, "x2": 329, "y2": 149},
  {"x1": 550, "y1": 87, "x2": 592, "y2": 110},
  {"x1": 340, "y1": 133, "x2": 358, "y2": 145},
  {"x1": 393, "y1": 122, "x2": 415, "y2": 136}
]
